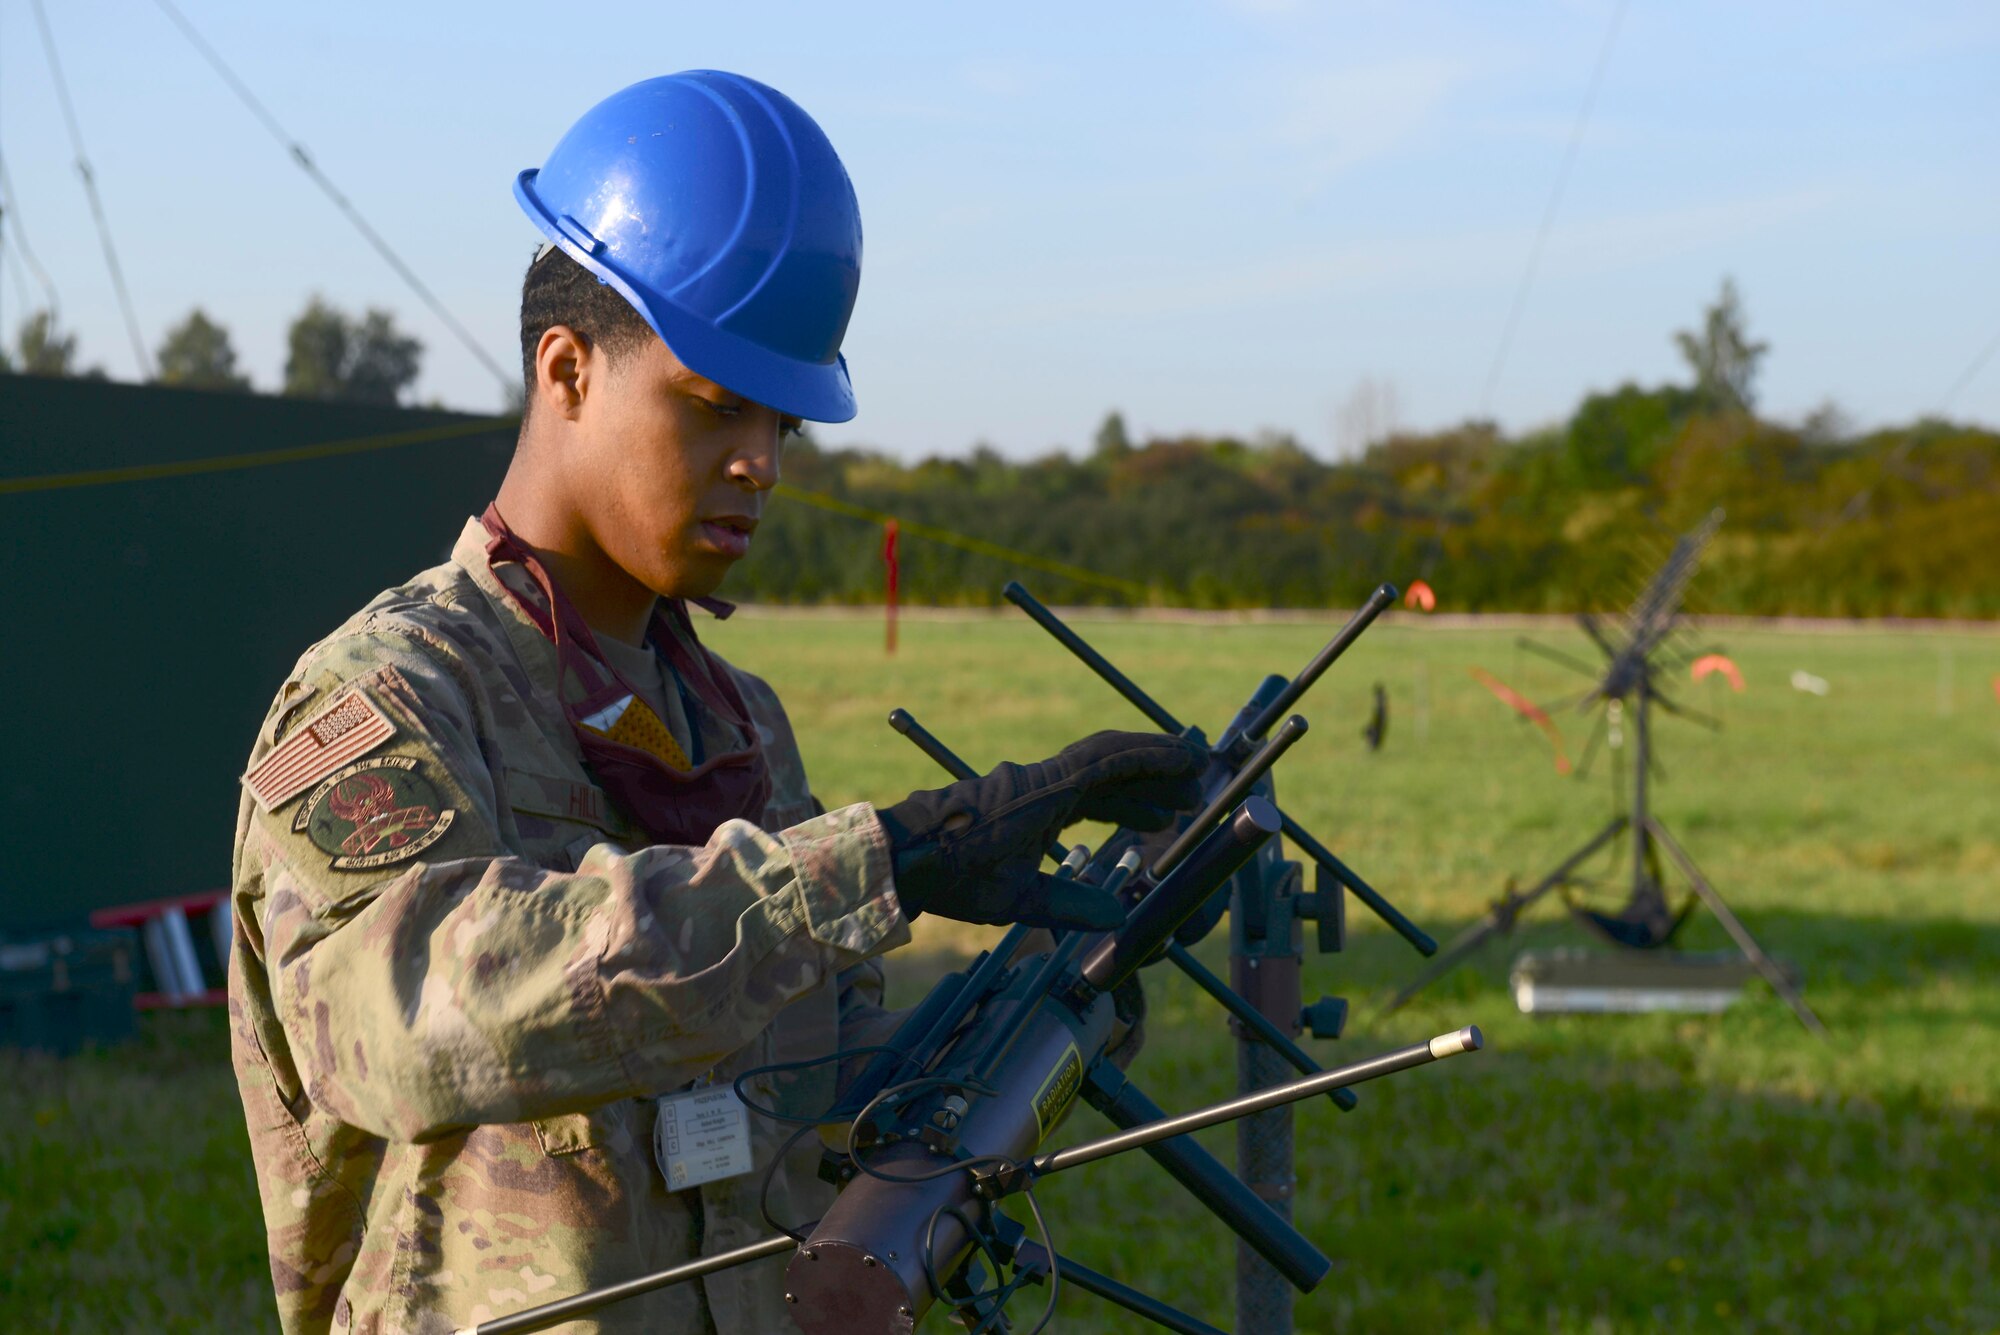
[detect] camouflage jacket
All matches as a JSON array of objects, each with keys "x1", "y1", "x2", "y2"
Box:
[{"x1": 228, "y1": 519, "x2": 910, "y2": 1335}]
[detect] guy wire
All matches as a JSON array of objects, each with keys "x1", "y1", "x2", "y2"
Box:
[
  {"x1": 1478, "y1": 0, "x2": 1630, "y2": 418},
  {"x1": 1938, "y1": 325, "x2": 2000, "y2": 416},
  {"x1": 0, "y1": 145, "x2": 64, "y2": 326},
  {"x1": 28, "y1": 0, "x2": 150, "y2": 378},
  {"x1": 148, "y1": 0, "x2": 516, "y2": 398}
]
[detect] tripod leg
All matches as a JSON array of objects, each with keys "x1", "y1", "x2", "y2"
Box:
[
  {"x1": 1573, "y1": 710, "x2": 1608, "y2": 781},
  {"x1": 1645, "y1": 818, "x2": 1827, "y2": 1036},
  {"x1": 1385, "y1": 818, "x2": 1628, "y2": 1012}
]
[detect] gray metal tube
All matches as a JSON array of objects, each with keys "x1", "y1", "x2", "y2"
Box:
[
  {"x1": 1033, "y1": 1028, "x2": 1484, "y2": 1177},
  {"x1": 457, "y1": 1235, "x2": 795, "y2": 1335}
]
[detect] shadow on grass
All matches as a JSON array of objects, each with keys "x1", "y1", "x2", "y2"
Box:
[
  {"x1": 1040, "y1": 1029, "x2": 1997, "y2": 1334},
  {"x1": 1361, "y1": 903, "x2": 1991, "y2": 1003},
  {"x1": 901, "y1": 906, "x2": 2000, "y2": 1330},
  {"x1": 3, "y1": 905, "x2": 1994, "y2": 1334}
]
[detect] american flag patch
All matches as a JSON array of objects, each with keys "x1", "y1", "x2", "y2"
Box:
[{"x1": 244, "y1": 688, "x2": 397, "y2": 812}]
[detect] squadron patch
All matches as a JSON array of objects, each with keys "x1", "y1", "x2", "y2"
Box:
[
  {"x1": 245, "y1": 688, "x2": 396, "y2": 811},
  {"x1": 292, "y1": 756, "x2": 456, "y2": 870}
]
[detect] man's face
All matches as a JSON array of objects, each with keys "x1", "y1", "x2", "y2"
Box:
[{"x1": 571, "y1": 337, "x2": 800, "y2": 600}]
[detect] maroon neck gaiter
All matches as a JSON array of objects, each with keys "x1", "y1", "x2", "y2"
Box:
[{"x1": 480, "y1": 504, "x2": 773, "y2": 846}]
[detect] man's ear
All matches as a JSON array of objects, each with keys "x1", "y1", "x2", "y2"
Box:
[{"x1": 533, "y1": 325, "x2": 593, "y2": 422}]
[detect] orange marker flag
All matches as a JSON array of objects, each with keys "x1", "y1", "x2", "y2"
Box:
[
  {"x1": 1405, "y1": 579, "x2": 1437, "y2": 612},
  {"x1": 1469, "y1": 666, "x2": 1571, "y2": 774},
  {"x1": 1690, "y1": 654, "x2": 1745, "y2": 692}
]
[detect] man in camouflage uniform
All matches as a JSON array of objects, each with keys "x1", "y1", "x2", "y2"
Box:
[{"x1": 228, "y1": 72, "x2": 1201, "y2": 1334}]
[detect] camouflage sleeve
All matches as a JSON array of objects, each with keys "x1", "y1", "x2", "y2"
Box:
[{"x1": 237, "y1": 626, "x2": 910, "y2": 1143}]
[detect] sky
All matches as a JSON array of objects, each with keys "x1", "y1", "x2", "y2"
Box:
[{"x1": 2, "y1": 0, "x2": 1996, "y2": 459}]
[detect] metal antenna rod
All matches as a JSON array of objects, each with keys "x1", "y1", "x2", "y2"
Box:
[
  {"x1": 889, "y1": 708, "x2": 1069, "y2": 864},
  {"x1": 1243, "y1": 585, "x2": 1397, "y2": 742},
  {"x1": 458, "y1": 1235, "x2": 796, "y2": 1335},
  {"x1": 1164, "y1": 942, "x2": 1356, "y2": 1111},
  {"x1": 967, "y1": 849, "x2": 1141, "y2": 1085},
  {"x1": 1021, "y1": 1028, "x2": 1483, "y2": 1181},
  {"x1": 1152, "y1": 715, "x2": 1308, "y2": 878},
  {"x1": 888, "y1": 707, "x2": 980, "y2": 781},
  {"x1": 998, "y1": 583, "x2": 1434, "y2": 957},
  {"x1": 891, "y1": 707, "x2": 1357, "y2": 1108},
  {"x1": 1516, "y1": 636, "x2": 1603, "y2": 679},
  {"x1": 1278, "y1": 815, "x2": 1436, "y2": 955},
  {"x1": 1003, "y1": 581, "x2": 1185, "y2": 732}
]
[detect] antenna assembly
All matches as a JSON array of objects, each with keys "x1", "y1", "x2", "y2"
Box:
[
  {"x1": 464, "y1": 582, "x2": 1477, "y2": 1335},
  {"x1": 1388, "y1": 511, "x2": 1825, "y2": 1033}
]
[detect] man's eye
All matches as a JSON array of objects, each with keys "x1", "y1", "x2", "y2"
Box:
[
  {"x1": 780, "y1": 420, "x2": 804, "y2": 440},
  {"x1": 699, "y1": 397, "x2": 742, "y2": 418}
]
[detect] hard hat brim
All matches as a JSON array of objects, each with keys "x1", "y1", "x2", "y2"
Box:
[{"x1": 515, "y1": 169, "x2": 858, "y2": 424}]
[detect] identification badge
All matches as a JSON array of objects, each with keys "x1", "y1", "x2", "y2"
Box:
[{"x1": 655, "y1": 1085, "x2": 755, "y2": 1191}]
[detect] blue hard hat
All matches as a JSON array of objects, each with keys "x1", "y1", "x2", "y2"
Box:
[{"x1": 515, "y1": 71, "x2": 863, "y2": 422}]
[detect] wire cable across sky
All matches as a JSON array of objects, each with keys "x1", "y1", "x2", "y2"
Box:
[
  {"x1": 1478, "y1": 0, "x2": 1631, "y2": 418},
  {"x1": 1938, "y1": 326, "x2": 2000, "y2": 414},
  {"x1": 148, "y1": 0, "x2": 516, "y2": 398},
  {"x1": 0, "y1": 145, "x2": 65, "y2": 328},
  {"x1": 29, "y1": 0, "x2": 151, "y2": 379}
]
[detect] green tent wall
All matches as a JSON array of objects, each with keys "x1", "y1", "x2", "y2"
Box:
[{"x1": 1, "y1": 374, "x2": 515, "y2": 932}]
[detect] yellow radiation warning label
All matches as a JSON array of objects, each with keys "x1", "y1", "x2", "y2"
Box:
[{"x1": 1031, "y1": 1042, "x2": 1083, "y2": 1142}]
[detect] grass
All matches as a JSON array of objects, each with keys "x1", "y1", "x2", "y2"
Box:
[{"x1": 5, "y1": 613, "x2": 1997, "y2": 1332}]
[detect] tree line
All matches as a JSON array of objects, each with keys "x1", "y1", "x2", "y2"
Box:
[
  {"x1": 1, "y1": 297, "x2": 421, "y2": 404},
  {"x1": 731, "y1": 282, "x2": 1998, "y2": 619},
  {"x1": 8, "y1": 281, "x2": 1992, "y2": 618}
]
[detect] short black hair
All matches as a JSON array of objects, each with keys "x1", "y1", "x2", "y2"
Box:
[{"x1": 518, "y1": 245, "x2": 658, "y2": 409}]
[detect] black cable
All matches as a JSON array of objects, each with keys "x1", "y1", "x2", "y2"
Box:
[
  {"x1": 721, "y1": 1020, "x2": 1067, "y2": 1330},
  {"x1": 966, "y1": 1267, "x2": 1033, "y2": 1335},
  {"x1": 755, "y1": 1121, "x2": 825, "y2": 1243},
  {"x1": 917, "y1": 1188, "x2": 1060, "y2": 1335},
  {"x1": 734, "y1": 1047, "x2": 1067, "y2": 1331},
  {"x1": 147, "y1": 0, "x2": 516, "y2": 398},
  {"x1": 923, "y1": 1204, "x2": 1013, "y2": 1325},
  {"x1": 1479, "y1": 0, "x2": 1631, "y2": 417},
  {"x1": 844, "y1": 1076, "x2": 1013, "y2": 1187},
  {"x1": 28, "y1": 0, "x2": 151, "y2": 378},
  {"x1": 1013, "y1": 1186, "x2": 1061, "y2": 1335},
  {"x1": 729, "y1": 1043, "x2": 905, "y2": 1125},
  {"x1": 729, "y1": 1043, "x2": 913, "y2": 1243}
]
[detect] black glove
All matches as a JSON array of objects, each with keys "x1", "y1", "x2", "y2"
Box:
[{"x1": 878, "y1": 731, "x2": 1205, "y2": 930}]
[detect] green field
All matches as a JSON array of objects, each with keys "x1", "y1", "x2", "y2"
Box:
[{"x1": 5, "y1": 614, "x2": 1997, "y2": 1332}]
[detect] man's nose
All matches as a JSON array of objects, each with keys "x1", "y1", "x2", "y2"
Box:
[{"x1": 726, "y1": 415, "x2": 784, "y2": 491}]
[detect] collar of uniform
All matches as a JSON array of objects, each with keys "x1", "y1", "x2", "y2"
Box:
[
  {"x1": 449, "y1": 517, "x2": 566, "y2": 696},
  {"x1": 450, "y1": 517, "x2": 741, "y2": 723}
]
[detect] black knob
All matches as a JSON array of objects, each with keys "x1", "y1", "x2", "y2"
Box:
[
  {"x1": 1294, "y1": 863, "x2": 1346, "y2": 954},
  {"x1": 1301, "y1": 995, "x2": 1348, "y2": 1040}
]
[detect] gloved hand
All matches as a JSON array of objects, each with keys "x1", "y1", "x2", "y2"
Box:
[{"x1": 877, "y1": 731, "x2": 1205, "y2": 930}]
